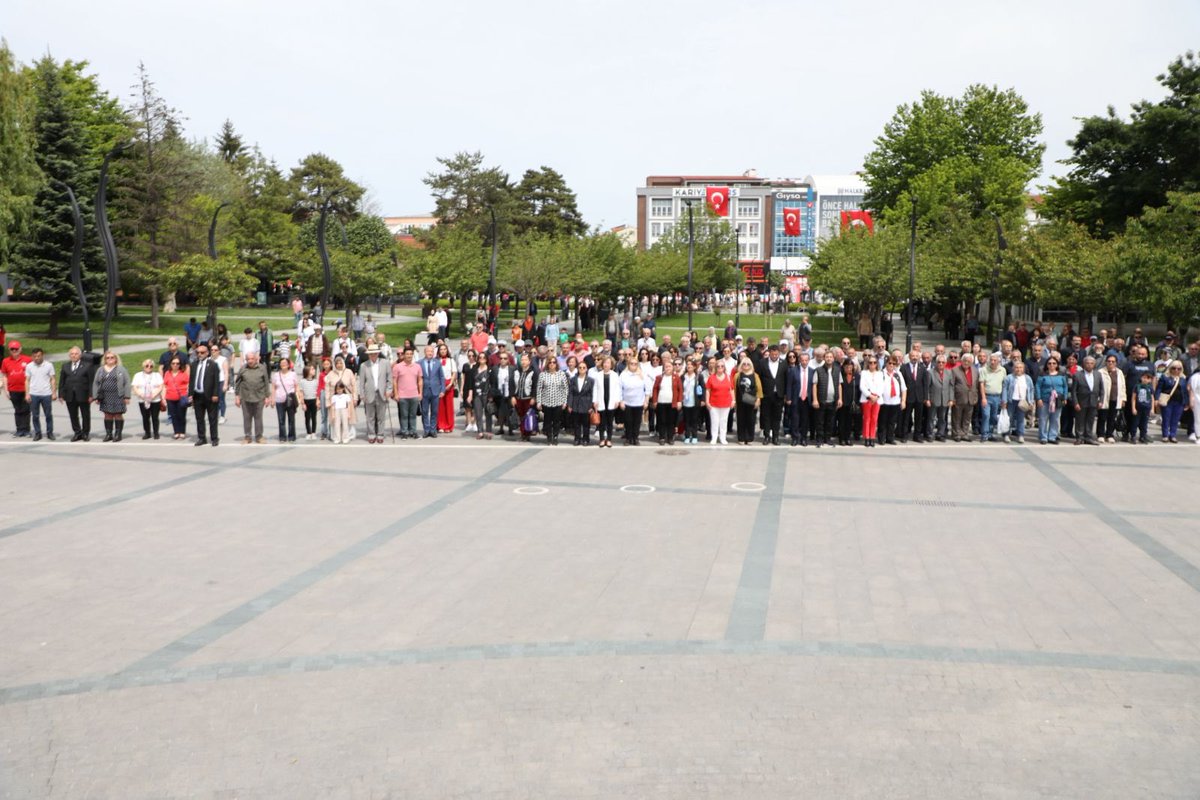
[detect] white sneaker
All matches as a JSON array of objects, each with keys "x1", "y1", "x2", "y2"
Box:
[
  {"x1": 1190, "y1": 433, "x2": 1198, "y2": 442},
  {"x1": 219, "y1": 416, "x2": 225, "y2": 424}
]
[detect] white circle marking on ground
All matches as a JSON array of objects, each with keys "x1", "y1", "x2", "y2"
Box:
[
  {"x1": 513, "y1": 486, "x2": 550, "y2": 496},
  {"x1": 619, "y1": 484, "x2": 656, "y2": 494},
  {"x1": 731, "y1": 482, "x2": 766, "y2": 492}
]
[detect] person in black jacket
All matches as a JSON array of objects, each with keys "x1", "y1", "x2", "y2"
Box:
[
  {"x1": 58, "y1": 346, "x2": 95, "y2": 441},
  {"x1": 567, "y1": 359, "x2": 595, "y2": 445},
  {"x1": 755, "y1": 345, "x2": 788, "y2": 445},
  {"x1": 189, "y1": 344, "x2": 221, "y2": 446},
  {"x1": 899, "y1": 351, "x2": 929, "y2": 442},
  {"x1": 811, "y1": 350, "x2": 843, "y2": 447}
]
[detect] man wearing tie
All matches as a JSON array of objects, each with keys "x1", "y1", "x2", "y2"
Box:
[
  {"x1": 755, "y1": 345, "x2": 787, "y2": 446},
  {"x1": 357, "y1": 344, "x2": 392, "y2": 444},
  {"x1": 190, "y1": 344, "x2": 221, "y2": 446},
  {"x1": 419, "y1": 344, "x2": 445, "y2": 438},
  {"x1": 785, "y1": 351, "x2": 817, "y2": 446},
  {"x1": 900, "y1": 350, "x2": 929, "y2": 442},
  {"x1": 59, "y1": 346, "x2": 95, "y2": 441},
  {"x1": 1070, "y1": 355, "x2": 1102, "y2": 445}
]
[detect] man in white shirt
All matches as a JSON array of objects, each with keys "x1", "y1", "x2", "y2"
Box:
[
  {"x1": 635, "y1": 327, "x2": 656, "y2": 353},
  {"x1": 24, "y1": 348, "x2": 57, "y2": 441}
]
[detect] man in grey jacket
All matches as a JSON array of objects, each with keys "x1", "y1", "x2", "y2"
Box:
[{"x1": 234, "y1": 352, "x2": 271, "y2": 444}]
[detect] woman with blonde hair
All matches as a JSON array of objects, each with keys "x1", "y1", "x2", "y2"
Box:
[
  {"x1": 733, "y1": 357, "x2": 762, "y2": 445},
  {"x1": 131, "y1": 358, "x2": 165, "y2": 440},
  {"x1": 91, "y1": 351, "x2": 130, "y2": 442}
]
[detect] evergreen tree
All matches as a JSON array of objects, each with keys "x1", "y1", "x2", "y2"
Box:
[
  {"x1": 10, "y1": 56, "x2": 99, "y2": 337},
  {"x1": 216, "y1": 118, "x2": 247, "y2": 172},
  {"x1": 0, "y1": 40, "x2": 40, "y2": 272},
  {"x1": 511, "y1": 166, "x2": 587, "y2": 239}
]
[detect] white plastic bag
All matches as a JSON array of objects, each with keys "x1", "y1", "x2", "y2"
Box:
[{"x1": 996, "y1": 408, "x2": 1011, "y2": 436}]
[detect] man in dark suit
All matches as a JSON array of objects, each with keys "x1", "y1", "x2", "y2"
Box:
[
  {"x1": 58, "y1": 346, "x2": 95, "y2": 441},
  {"x1": 899, "y1": 351, "x2": 929, "y2": 442},
  {"x1": 785, "y1": 351, "x2": 818, "y2": 446},
  {"x1": 756, "y1": 345, "x2": 787, "y2": 445},
  {"x1": 1070, "y1": 355, "x2": 1102, "y2": 445},
  {"x1": 190, "y1": 343, "x2": 221, "y2": 446}
]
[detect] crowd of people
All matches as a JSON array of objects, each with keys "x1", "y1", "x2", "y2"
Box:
[{"x1": 2, "y1": 309, "x2": 1198, "y2": 450}]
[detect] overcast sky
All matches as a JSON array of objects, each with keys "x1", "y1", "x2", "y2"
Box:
[{"x1": 7, "y1": 0, "x2": 1198, "y2": 228}]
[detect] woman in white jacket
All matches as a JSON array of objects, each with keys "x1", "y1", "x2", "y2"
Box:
[
  {"x1": 858, "y1": 354, "x2": 887, "y2": 448},
  {"x1": 591, "y1": 356, "x2": 622, "y2": 448}
]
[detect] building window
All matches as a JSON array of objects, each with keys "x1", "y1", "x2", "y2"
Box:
[
  {"x1": 737, "y1": 198, "x2": 759, "y2": 218},
  {"x1": 662, "y1": 222, "x2": 674, "y2": 236},
  {"x1": 650, "y1": 222, "x2": 662, "y2": 237},
  {"x1": 650, "y1": 198, "x2": 672, "y2": 218},
  {"x1": 748, "y1": 243, "x2": 759, "y2": 259}
]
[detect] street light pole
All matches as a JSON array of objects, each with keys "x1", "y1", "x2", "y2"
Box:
[
  {"x1": 906, "y1": 195, "x2": 916, "y2": 353},
  {"x1": 685, "y1": 200, "x2": 695, "y2": 332},
  {"x1": 488, "y1": 206, "x2": 498, "y2": 328},
  {"x1": 733, "y1": 225, "x2": 741, "y2": 330},
  {"x1": 986, "y1": 212, "x2": 1007, "y2": 348}
]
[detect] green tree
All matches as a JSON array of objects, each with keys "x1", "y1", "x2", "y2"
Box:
[
  {"x1": 574, "y1": 230, "x2": 634, "y2": 303},
  {"x1": 294, "y1": 215, "x2": 398, "y2": 309},
  {"x1": 422, "y1": 151, "x2": 516, "y2": 245},
  {"x1": 863, "y1": 84, "x2": 1044, "y2": 220},
  {"x1": 1112, "y1": 192, "x2": 1200, "y2": 334},
  {"x1": 406, "y1": 223, "x2": 488, "y2": 325},
  {"x1": 161, "y1": 253, "x2": 257, "y2": 325},
  {"x1": 1007, "y1": 220, "x2": 1110, "y2": 323},
  {"x1": 287, "y1": 152, "x2": 364, "y2": 222},
  {"x1": 807, "y1": 223, "x2": 932, "y2": 327},
  {"x1": 1044, "y1": 51, "x2": 1200, "y2": 236},
  {"x1": 511, "y1": 166, "x2": 587, "y2": 238},
  {"x1": 0, "y1": 40, "x2": 40, "y2": 272},
  {"x1": 215, "y1": 118, "x2": 247, "y2": 172},
  {"x1": 649, "y1": 204, "x2": 738, "y2": 291},
  {"x1": 499, "y1": 232, "x2": 573, "y2": 302},
  {"x1": 9, "y1": 56, "x2": 99, "y2": 337},
  {"x1": 229, "y1": 149, "x2": 300, "y2": 284}
]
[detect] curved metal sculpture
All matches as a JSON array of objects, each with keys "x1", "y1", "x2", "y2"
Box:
[
  {"x1": 316, "y1": 190, "x2": 343, "y2": 313},
  {"x1": 96, "y1": 142, "x2": 130, "y2": 352},
  {"x1": 208, "y1": 201, "x2": 230, "y2": 259},
  {"x1": 53, "y1": 180, "x2": 92, "y2": 353}
]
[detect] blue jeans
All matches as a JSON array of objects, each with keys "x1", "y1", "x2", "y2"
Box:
[
  {"x1": 1006, "y1": 403, "x2": 1027, "y2": 438},
  {"x1": 1037, "y1": 403, "x2": 1062, "y2": 442},
  {"x1": 981, "y1": 394, "x2": 1001, "y2": 440},
  {"x1": 29, "y1": 394, "x2": 52, "y2": 435},
  {"x1": 1161, "y1": 402, "x2": 1184, "y2": 439},
  {"x1": 420, "y1": 395, "x2": 438, "y2": 433},
  {"x1": 218, "y1": 381, "x2": 226, "y2": 417},
  {"x1": 320, "y1": 399, "x2": 329, "y2": 438}
]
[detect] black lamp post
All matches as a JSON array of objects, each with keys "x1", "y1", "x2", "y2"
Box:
[
  {"x1": 316, "y1": 189, "x2": 343, "y2": 314},
  {"x1": 207, "y1": 201, "x2": 230, "y2": 330},
  {"x1": 986, "y1": 212, "x2": 1007, "y2": 348},
  {"x1": 488, "y1": 206, "x2": 498, "y2": 320},
  {"x1": 54, "y1": 181, "x2": 91, "y2": 354},
  {"x1": 96, "y1": 142, "x2": 129, "y2": 353},
  {"x1": 684, "y1": 199, "x2": 695, "y2": 331},
  {"x1": 906, "y1": 195, "x2": 917, "y2": 353}
]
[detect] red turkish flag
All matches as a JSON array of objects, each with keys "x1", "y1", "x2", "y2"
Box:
[
  {"x1": 840, "y1": 209, "x2": 874, "y2": 232},
  {"x1": 705, "y1": 186, "x2": 729, "y2": 217},
  {"x1": 782, "y1": 207, "x2": 801, "y2": 236}
]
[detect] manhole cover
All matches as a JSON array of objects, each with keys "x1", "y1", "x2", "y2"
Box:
[{"x1": 656, "y1": 449, "x2": 690, "y2": 456}]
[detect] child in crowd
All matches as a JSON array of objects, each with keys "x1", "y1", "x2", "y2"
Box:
[
  {"x1": 330, "y1": 382, "x2": 351, "y2": 444},
  {"x1": 1132, "y1": 371, "x2": 1154, "y2": 444}
]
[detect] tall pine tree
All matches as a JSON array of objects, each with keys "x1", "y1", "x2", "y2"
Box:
[{"x1": 10, "y1": 56, "x2": 98, "y2": 337}]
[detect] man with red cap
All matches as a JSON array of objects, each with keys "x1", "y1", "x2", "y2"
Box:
[{"x1": 1, "y1": 340, "x2": 33, "y2": 437}]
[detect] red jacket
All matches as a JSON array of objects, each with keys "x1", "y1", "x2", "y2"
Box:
[{"x1": 651, "y1": 373, "x2": 683, "y2": 407}]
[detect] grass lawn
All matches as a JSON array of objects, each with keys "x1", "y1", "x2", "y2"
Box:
[{"x1": 641, "y1": 310, "x2": 854, "y2": 347}]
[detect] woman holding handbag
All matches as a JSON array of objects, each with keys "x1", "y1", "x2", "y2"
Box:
[
  {"x1": 271, "y1": 357, "x2": 301, "y2": 442},
  {"x1": 513, "y1": 353, "x2": 538, "y2": 442},
  {"x1": 1155, "y1": 360, "x2": 1189, "y2": 443},
  {"x1": 837, "y1": 359, "x2": 861, "y2": 445},
  {"x1": 567, "y1": 359, "x2": 595, "y2": 446},
  {"x1": 681, "y1": 358, "x2": 705, "y2": 444},
  {"x1": 131, "y1": 359, "x2": 165, "y2": 440},
  {"x1": 733, "y1": 357, "x2": 762, "y2": 445},
  {"x1": 650, "y1": 359, "x2": 683, "y2": 445},
  {"x1": 466, "y1": 350, "x2": 494, "y2": 440},
  {"x1": 1000, "y1": 359, "x2": 1035, "y2": 444},
  {"x1": 592, "y1": 356, "x2": 621, "y2": 448}
]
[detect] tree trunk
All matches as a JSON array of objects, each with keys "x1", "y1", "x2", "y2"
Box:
[
  {"x1": 150, "y1": 286, "x2": 160, "y2": 330},
  {"x1": 459, "y1": 294, "x2": 468, "y2": 338},
  {"x1": 48, "y1": 308, "x2": 60, "y2": 339}
]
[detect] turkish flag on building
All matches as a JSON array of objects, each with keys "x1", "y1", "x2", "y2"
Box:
[
  {"x1": 705, "y1": 186, "x2": 730, "y2": 217},
  {"x1": 840, "y1": 209, "x2": 874, "y2": 232},
  {"x1": 782, "y1": 207, "x2": 801, "y2": 236}
]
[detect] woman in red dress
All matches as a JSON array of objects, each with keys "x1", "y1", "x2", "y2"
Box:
[{"x1": 436, "y1": 341, "x2": 457, "y2": 432}]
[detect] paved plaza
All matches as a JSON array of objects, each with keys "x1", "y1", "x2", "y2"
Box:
[{"x1": 1, "y1": 435, "x2": 1198, "y2": 798}]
